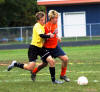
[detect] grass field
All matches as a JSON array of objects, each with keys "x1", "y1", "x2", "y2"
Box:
[{"x1": 0, "y1": 45, "x2": 100, "y2": 92}]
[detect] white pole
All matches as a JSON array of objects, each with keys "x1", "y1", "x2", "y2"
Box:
[
  {"x1": 20, "y1": 27, "x2": 23, "y2": 42},
  {"x1": 90, "y1": 24, "x2": 92, "y2": 40},
  {"x1": 26, "y1": 30, "x2": 28, "y2": 44}
]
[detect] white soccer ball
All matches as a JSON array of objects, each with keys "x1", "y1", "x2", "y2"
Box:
[{"x1": 77, "y1": 76, "x2": 88, "y2": 85}]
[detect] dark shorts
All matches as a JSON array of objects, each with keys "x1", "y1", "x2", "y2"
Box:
[
  {"x1": 44, "y1": 45, "x2": 66, "y2": 58},
  {"x1": 28, "y1": 45, "x2": 50, "y2": 62}
]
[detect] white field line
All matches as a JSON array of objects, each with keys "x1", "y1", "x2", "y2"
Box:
[
  {"x1": 0, "y1": 70, "x2": 100, "y2": 73},
  {"x1": 76, "y1": 71, "x2": 100, "y2": 73},
  {"x1": 1, "y1": 62, "x2": 100, "y2": 66},
  {"x1": 0, "y1": 79, "x2": 99, "y2": 83},
  {"x1": 0, "y1": 71, "x2": 100, "y2": 83}
]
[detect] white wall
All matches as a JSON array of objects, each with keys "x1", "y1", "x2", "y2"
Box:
[
  {"x1": 63, "y1": 12, "x2": 86, "y2": 37},
  {"x1": 57, "y1": 13, "x2": 62, "y2": 37}
]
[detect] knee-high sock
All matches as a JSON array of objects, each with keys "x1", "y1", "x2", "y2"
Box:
[
  {"x1": 49, "y1": 67, "x2": 55, "y2": 82},
  {"x1": 61, "y1": 67, "x2": 67, "y2": 76},
  {"x1": 14, "y1": 62, "x2": 24, "y2": 69},
  {"x1": 32, "y1": 67, "x2": 38, "y2": 74}
]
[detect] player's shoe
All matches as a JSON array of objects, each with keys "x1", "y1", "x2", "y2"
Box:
[
  {"x1": 60, "y1": 76, "x2": 70, "y2": 82},
  {"x1": 52, "y1": 80, "x2": 64, "y2": 84},
  {"x1": 8, "y1": 60, "x2": 17, "y2": 71},
  {"x1": 31, "y1": 72, "x2": 36, "y2": 81}
]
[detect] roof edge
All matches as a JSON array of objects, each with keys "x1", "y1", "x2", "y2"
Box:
[{"x1": 37, "y1": 0, "x2": 100, "y2": 5}]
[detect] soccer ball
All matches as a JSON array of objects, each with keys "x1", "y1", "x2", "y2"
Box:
[{"x1": 77, "y1": 76, "x2": 88, "y2": 85}]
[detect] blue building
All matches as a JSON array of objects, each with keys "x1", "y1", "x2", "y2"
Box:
[{"x1": 37, "y1": 0, "x2": 100, "y2": 37}]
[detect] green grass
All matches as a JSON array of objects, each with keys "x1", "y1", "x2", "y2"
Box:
[{"x1": 0, "y1": 45, "x2": 100, "y2": 92}]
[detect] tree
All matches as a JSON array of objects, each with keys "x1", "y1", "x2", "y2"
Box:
[
  {"x1": 0, "y1": 0, "x2": 45, "y2": 27},
  {"x1": 0, "y1": 0, "x2": 5, "y2": 3}
]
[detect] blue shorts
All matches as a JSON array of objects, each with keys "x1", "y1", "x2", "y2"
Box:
[{"x1": 44, "y1": 45, "x2": 66, "y2": 58}]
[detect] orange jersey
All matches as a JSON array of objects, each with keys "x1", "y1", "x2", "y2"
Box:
[{"x1": 44, "y1": 21, "x2": 58, "y2": 48}]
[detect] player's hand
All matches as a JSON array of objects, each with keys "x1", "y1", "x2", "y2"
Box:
[
  {"x1": 47, "y1": 32, "x2": 54, "y2": 38},
  {"x1": 50, "y1": 33, "x2": 54, "y2": 38}
]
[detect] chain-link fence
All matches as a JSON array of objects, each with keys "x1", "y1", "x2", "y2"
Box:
[
  {"x1": 0, "y1": 23, "x2": 100, "y2": 45},
  {"x1": 61, "y1": 23, "x2": 100, "y2": 42},
  {"x1": 0, "y1": 26, "x2": 33, "y2": 44}
]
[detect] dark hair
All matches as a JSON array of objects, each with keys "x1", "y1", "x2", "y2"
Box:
[{"x1": 35, "y1": 11, "x2": 45, "y2": 21}]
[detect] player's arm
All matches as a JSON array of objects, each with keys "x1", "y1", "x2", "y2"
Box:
[
  {"x1": 39, "y1": 33, "x2": 54, "y2": 38},
  {"x1": 36, "y1": 25, "x2": 54, "y2": 38},
  {"x1": 39, "y1": 25, "x2": 54, "y2": 38},
  {"x1": 39, "y1": 34, "x2": 50, "y2": 38}
]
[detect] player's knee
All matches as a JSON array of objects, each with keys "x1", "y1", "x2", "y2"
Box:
[
  {"x1": 46, "y1": 56, "x2": 55, "y2": 67},
  {"x1": 61, "y1": 56, "x2": 69, "y2": 63},
  {"x1": 64, "y1": 57, "x2": 69, "y2": 62},
  {"x1": 26, "y1": 67, "x2": 33, "y2": 71},
  {"x1": 46, "y1": 56, "x2": 54, "y2": 62},
  {"x1": 24, "y1": 64, "x2": 35, "y2": 71},
  {"x1": 50, "y1": 60, "x2": 55, "y2": 67}
]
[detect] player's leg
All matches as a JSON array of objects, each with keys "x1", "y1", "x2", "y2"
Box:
[
  {"x1": 31, "y1": 55, "x2": 57, "y2": 82},
  {"x1": 32, "y1": 62, "x2": 48, "y2": 74},
  {"x1": 40, "y1": 48, "x2": 57, "y2": 83},
  {"x1": 46, "y1": 55, "x2": 64, "y2": 84},
  {"x1": 31, "y1": 56, "x2": 56, "y2": 82},
  {"x1": 32, "y1": 47, "x2": 55, "y2": 77},
  {"x1": 59, "y1": 55, "x2": 68, "y2": 76},
  {"x1": 58, "y1": 55, "x2": 70, "y2": 82},
  {"x1": 50, "y1": 45, "x2": 70, "y2": 82},
  {"x1": 8, "y1": 60, "x2": 36, "y2": 71},
  {"x1": 24, "y1": 62, "x2": 36, "y2": 70},
  {"x1": 31, "y1": 47, "x2": 49, "y2": 81},
  {"x1": 8, "y1": 60, "x2": 25, "y2": 71},
  {"x1": 8, "y1": 45, "x2": 37, "y2": 71},
  {"x1": 31, "y1": 62, "x2": 48, "y2": 81},
  {"x1": 31, "y1": 48, "x2": 50, "y2": 76},
  {"x1": 31, "y1": 48, "x2": 64, "y2": 84}
]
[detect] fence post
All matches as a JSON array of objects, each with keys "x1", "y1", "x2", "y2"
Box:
[
  {"x1": 20, "y1": 27, "x2": 23, "y2": 42},
  {"x1": 26, "y1": 30, "x2": 28, "y2": 44},
  {"x1": 89, "y1": 24, "x2": 92, "y2": 40}
]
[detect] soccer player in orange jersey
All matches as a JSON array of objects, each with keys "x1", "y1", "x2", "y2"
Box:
[{"x1": 31, "y1": 10, "x2": 70, "y2": 82}]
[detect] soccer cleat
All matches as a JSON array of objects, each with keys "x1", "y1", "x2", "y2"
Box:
[
  {"x1": 60, "y1": 76, "x2": 70, "y2": 82},
  {"x1": 31, "y1": 72, "x2": 36, "y2": 81},
  {"x1": 8, "y1": 60, "x2": 17, "y2": 71},
  {"x1": 52, "y1": 80, "x2": 64, "y2": 84}
]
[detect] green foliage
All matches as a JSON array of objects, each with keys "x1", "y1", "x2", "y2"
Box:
[
  {"x1": 0, "y1": 0, "x2": 45, "y2": 27},
  {"x1": 0, "y1": 0, "x2": 5, "y2": 3}
]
